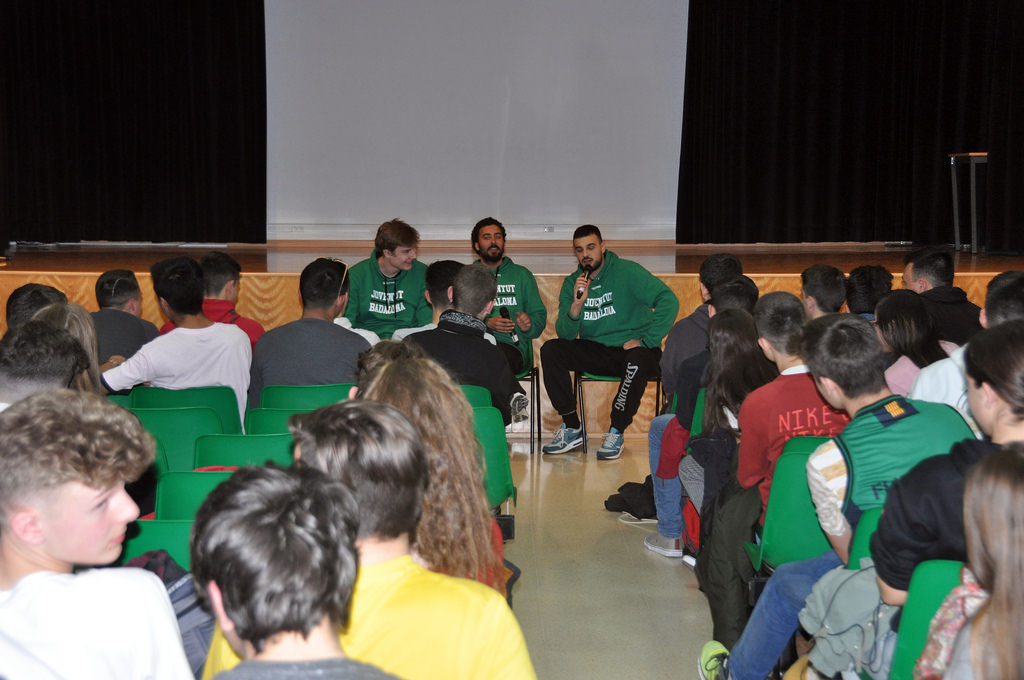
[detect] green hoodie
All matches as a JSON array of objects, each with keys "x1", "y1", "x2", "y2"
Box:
[
  {"x1": 476, "y1": 256, "x2": 548, "y2": 361},
  {"x1": 344, "y1": 250, "x2": 431, "y2": 339},
  {"x1": 555, "y1": 250, "x2": 678, "y2": 348}
]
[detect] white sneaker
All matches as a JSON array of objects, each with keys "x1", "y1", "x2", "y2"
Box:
[{"x1": 644, "y1": 532, "x2": 683, "y2": 557}]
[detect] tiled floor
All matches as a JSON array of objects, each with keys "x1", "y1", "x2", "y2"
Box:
[{"x1": 504, "y1": 434, "x2": 713, "y2": 680}]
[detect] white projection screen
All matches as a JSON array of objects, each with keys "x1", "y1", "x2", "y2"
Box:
[{"x1": 264, "y1": 0, "x2": 687, "y2": 241}]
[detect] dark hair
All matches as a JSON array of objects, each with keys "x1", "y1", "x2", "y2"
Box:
[
  {"x1": 425, "y1": 260, "x2": 464, "y2": 310},
  {"x1": 471, "y1": 217, "x2": 506, "y2": 244},
  {"x1": 708, "y1": 275, "x2": 759, "y2": 314},
  {"x1": 452, "y1": 263, "x2": 497, "y2": 317},
  {"x1": 703, "y1": 309, "x2": 778, "y2": 434},
  {"x1": 190, "y1": 465, "x2": 359, "y2": 655},
  {"x1": 572, "y1": 224, "x2": 603, "y2": 241},
  {"x1": 963, "y1": 445, "x2": 1024, "y2": 680},
  {"x1": 95, "y1": 270, "x2": 142, "y2": 309},
  {"x1": 299, "y1": 258, "x2": 350, "y2": 309},
  {"x1": 801, "y1": 265, "x2": 847, "y2": 313},
  {"x1": 984, "y1": 271, "x2": 1024, "y2": 327},
  {"x1": 32, "y1": 303, "x2": 103, "y2": 394},
  {"x1": 150, "y1": 256, "x2": 204, "y2": 316},
  {"x1": 904, "y1": 246, "x2": 955, "y2": 288},
  {"x1": 874, "y1": 290, "x2": 947, "y2": 369},
  {"x1": 0, "y1": 321, "x2": 89, "y2": 398},
  {"x1": 964, "y1": 320, "x2": 1024, "y2": 420},
  {"x1": 753, "y1": 291, "x2": 806, "y2": 356},
  {"x1": 699, "y1": 254, "x2": 743, "y2": 293},
  {"x1": 845, "y1": 265, "x2": 893, "y2": 315},
  {"x1": 5, "y1": 284, "x2": 68, "y2": 329},
  {"x1": 800, "y1": 314, "x2": 887, "y2": 398},
  {"x1": 289, "y1": 400, "x2": 428, "y2": 540},
  {"x1": 200, "y1": 252, "x2": 242, "y2": 297},
  {"x1": 0, "y1": 389, "x2": 154, "y2": 521},
  {"x1": 375, "y1": 219, "x2": 419, "y2": 254}
]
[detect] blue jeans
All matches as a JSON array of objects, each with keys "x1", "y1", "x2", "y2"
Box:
[
  {"x1": 648, "y1": 413, "x2": 683, "y2": 538},
  {"x1": 726, "y1": 550, "x2": 843, "y2": 680}
]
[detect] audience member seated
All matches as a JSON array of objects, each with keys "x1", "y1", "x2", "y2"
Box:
[
  {"x1": 406, "y1": 263, "x2": 519, "y2": 425},
  {"x1": 4, "y1": 283, "x2": 66, "y2": 330},
  {"x1": 91, "y1": 269, "x2": 159, "y2": 364},
  {"x1": 910, "y1": 270, "x2": 1024, "y2": 413},
  {"x1": 902, "y1": 246, "x2": 981, "y2": 345},
  {"x1": 0, "y1": 321, "x2": 88, "y2": 411},
  {"x1": 356, "y1": 351, "x2": 505, "y2": 591},
  {"x1": 33, "y1": 302, "x2": 104, "y2": 394},
  {"x1": 661, "y1": 254, "x2": 743, "y2": 401},
  {"x1": 844, "y1": 264, "x2": 893, "y2": 321},
  {"x1": 161, "y1": 252, "x2": 264, "y2": 351},
  {"x1": 248, "y1": 258, "x2": 370, "y2": 408},
  {"x1": 391, "y1": 259, "x2": 496, "y2": 345},
  {"x1": 645, "y1": 276, "x2": 759, "y2": 558},
  {"x1": 699, "y1": 314, "x2": 974, "y2": 680},
  {"x1": 191, "y1": 465, "x2": 398, "y2": 680},
  {"x1": 101, "y1": 256, "x2": 251, "y2": 424},
  {"x1": 915, "y1": 445, "x2": 1024, "y2": 680},
  {"x1": 0, "y1": 390, "x2": 191, "y2": 678},
  {"x1": 800, "y1": 264, "x2": 846, "y2": 320},
  {"x1": 874, "y1": 289, "x2": 957, "y2": 396},
  {"x1": 343, "y1": 219, "x2": 431, "y2": 340},
  {"x1": 202, "y1": 400, "x2": 536, "y2": 680}
]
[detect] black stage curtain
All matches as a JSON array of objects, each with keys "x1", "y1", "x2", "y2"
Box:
[
  {"x1": 0, "y1": 1, "x2": 266, "y2": 244},
  {"x1": 678, "y1": 1, "x2": 1021, "y2": 249}
]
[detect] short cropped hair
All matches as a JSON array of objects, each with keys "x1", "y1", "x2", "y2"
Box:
[
  {"x1": 801, "y1": 265, "x2": 847, "y2": 313},
  {"x1": 375, "y1": 219, "x2": 419, "y2": 254},
  {"x1": 95, "y1": 270, "x2": 143, "y2": 309},
  {"x1": 572, "y1": 224, "x2": 602, "y2": 241},
  {"x1": 299, "y1": 258, "x2": 350, "y2": 309},
  {"x1": 754, "y1": 291, "x2": 806, "y2": 356},
  {"x1": 5, "y1": 284, "x2": 68, "y2": 330},
  {"x1": 905, "y1": 246, "x2": 955, "y2": 288},
  {"x1": 425, "y1": 260, "x2": 463, "y2": 308},
  {"x1": 150, "y1": 256, "x2": 204, "y2": 316},
  {"x1": 0, "y1": 389, "x2": 154, "y2": 522},
  {"x1": 190, "y1": 465, "x2": 359, "y2": 654},
  {"x1": 471, "y1": 217, "x2": 505, "y2": 244},
  {"x1": 452, "y1": 263, "x2": 497, "y2": 317},
  {"x1": 289, "y1": 400, "x2": 428, "y2": 540},
  {"x1": 845, "y1": 265, "x2": 893, "y2": 315},
  {"x1": 699, "y1": 254, "x2": 743, "y2": 293},
  {"x1": 709, "y1": 275, "x2": 759, "y2": 314},
  {"x1": 200, "y1": 252, "x2": 242, "y2": 297},
  {"x1": 800, "y1": 314, "x2": 887, "y2": 398},
  {"x1": 0, "y1": 321, "x2": 88, "y2": 398},
  {"x1": 985, "y1": 271, "x2": 1024, "y2": 327}
]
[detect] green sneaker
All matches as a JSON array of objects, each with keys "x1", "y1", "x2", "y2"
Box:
[{"x1": 698, "y1": 641, "x2": 729, "y2": 680}]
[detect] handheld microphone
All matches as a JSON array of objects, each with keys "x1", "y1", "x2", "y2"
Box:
[
  {"x1": 499, "y1": 306, "x2": 519, "y2": 343},
  {"x1": 576, "y1": 266, "x2": 593, "y2": 300}
]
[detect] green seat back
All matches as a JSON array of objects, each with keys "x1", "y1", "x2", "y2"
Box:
[
  {"x1": 889, "y1": 560, "x2": 964, "y2": 680},
  {"x1": 130, "y1": 407, "x2": 224, "y2": 474},
  {"x1": 259, "y1": 383, "x2": 354, "y2": 410},
  {"x1": 847, "y1": 507, "x2": 883, "y2": 568},
  {"x1": 744, "y1": 436, "x2": 831, "y2": 571},
  {"x1": 194, "y1": 433, "x2": 294, "y2": 469},
  {"x1": 473, "y1": 406, "x2": 516, "y2": 508},
  {"x1": 244, "y1": 407, "x2": 308, "y2": 435},
  {"x1": 461, "y1": 384, "x2": 492, "y2": 408},
  {"x1": 154, "y1": 470, "x2": 235, "y2": 520},
  {"x1": 689, "y1": 388, "x2": 706, "y2": 437},
  {"x1": 120, "y1": 519, "x2": 194, "y2": 569},
  {"x1": 107, "y1": 393, "x2": 133, "y2": 408},
  {"x1": 131, "y1": 385, "x2": 241, "y2": 434}
]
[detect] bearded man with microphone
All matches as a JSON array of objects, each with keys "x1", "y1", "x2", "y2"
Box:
[{"x1": 541, "y1": 225, "x2": 679, "y2": 460}]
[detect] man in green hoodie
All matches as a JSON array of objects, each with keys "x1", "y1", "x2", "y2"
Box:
[
  {"x1": 541, "y1": 225, "x2": 679, "y2": 460},
  {"x1": 343, "y1": 219, "x2": 432, "y2": 340}
]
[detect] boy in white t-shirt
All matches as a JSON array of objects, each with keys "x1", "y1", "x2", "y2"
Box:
[{"x1": 0, "y1": 390, "x2": 192, "y2": 680}]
